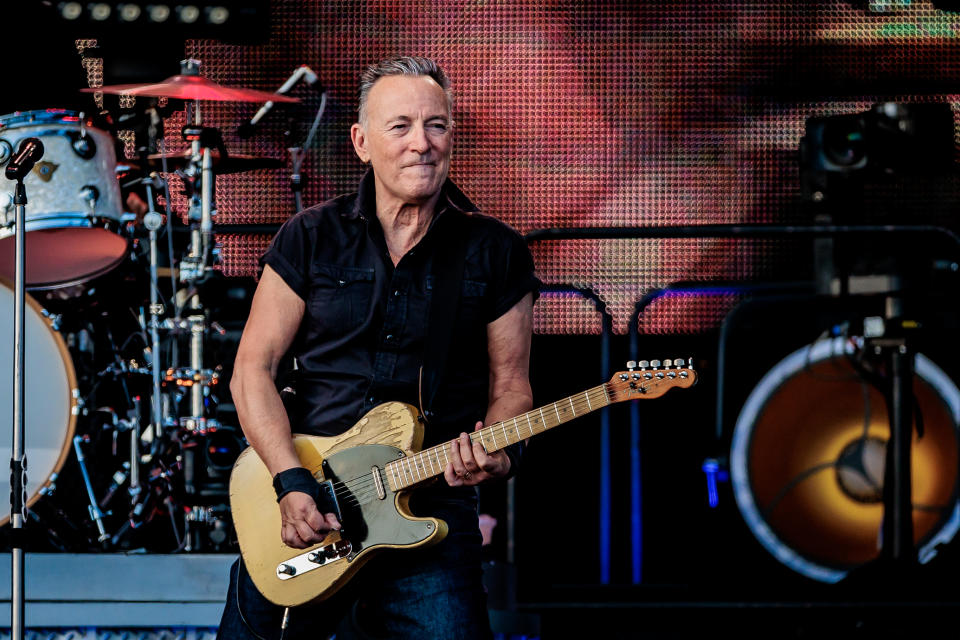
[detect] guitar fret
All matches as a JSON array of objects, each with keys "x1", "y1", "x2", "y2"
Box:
[
  {"x1": 421, "y1": 452, "x2": 431, "y2": 476},
  {"x1": 586, "y1": 391, "x2": 592, "y2": 411},
  {"x1": 538, "y1": 407, "x2": 546, "y2": 428},
  {"x1": 526, "y1": 413, "x2": 534, "y2": 437},
  {"x1": 514, "y1": 417, "x2": 521, "y2": 439},
  {"x1": 491, "y1": 427, "x2": 497, "y2": 449},
  {"x1": 569, "y1": 397, "x2": 576, "y2": 417},
  {"x1": 434, "y1": 447, "x2": 443, "y2": 472},
  {"x1": 501, "y1": 421, "x2": 508, "y2": 446},
  {"x1": 554, "y1": 403, "x2": 561, "y2": 423}
]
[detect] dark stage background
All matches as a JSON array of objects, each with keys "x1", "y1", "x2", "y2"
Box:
[{"x1": 6, "y1": 0, "x2": 960, "y2": 636}]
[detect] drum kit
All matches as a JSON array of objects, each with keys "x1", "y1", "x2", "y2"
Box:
[{"x1": 0, "y1": 59, "x2": 305, "y2": 553}]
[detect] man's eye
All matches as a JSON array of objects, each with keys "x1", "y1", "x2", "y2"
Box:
[
  {"x1": 390, "y1": 124, "x2": 407, "y2": 131},
  {"x1": 430, "y1": 123, "x2": 448, "y2": 131}
]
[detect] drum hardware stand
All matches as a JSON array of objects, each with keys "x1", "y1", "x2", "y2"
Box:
[
  {"x1": 142, "y1": 173, "x2": 167, "y2": 447},
  {"x1": 71, "y1": 435, "x2": 111, "y2": 545},
  {"x1": 6, "y1": 137, "x2": 44, "y2": 640}
]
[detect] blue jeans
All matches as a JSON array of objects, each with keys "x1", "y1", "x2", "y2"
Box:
[{"x1": 217, "y1": 495, "x2": 492, "y2": 640}]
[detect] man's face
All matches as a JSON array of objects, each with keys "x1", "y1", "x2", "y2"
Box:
[{"x1": 351, "y1": 74, "x2": 453, "y2": 206}]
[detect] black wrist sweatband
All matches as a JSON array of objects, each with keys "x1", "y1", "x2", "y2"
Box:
[{"x1": 273, "y1": 467, "x2": 321, "y2": 503}]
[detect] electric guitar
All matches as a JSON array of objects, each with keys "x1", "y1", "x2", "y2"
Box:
[{"x1": 230, "y1": 359, "x2": 697, "y2": 607}]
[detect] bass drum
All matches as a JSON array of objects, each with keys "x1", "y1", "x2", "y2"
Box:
[
  {"x1": 0, "y1": 109, "x2": 128, "y2": 293},
  {"x1": 0, "y1": 277, "x2": 78, "y2": 525}
]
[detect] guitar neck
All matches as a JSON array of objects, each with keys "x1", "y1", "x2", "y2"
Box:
[{"x1": 384, "y1": 384, "x2": 612, "y2": 491}]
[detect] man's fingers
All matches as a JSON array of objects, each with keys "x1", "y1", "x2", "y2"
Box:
[
  {"x1": 444, "y1": 462, "x2": 463, "y2": 487},
  {"x1": 294, "y1": 520, "x2": 324, "y2": 545},
  {"x1": 449, "y1": 439, "x2": 467, "y2": 477},
  {"x1": 459, "y1": 432, "x2": 479, "y2": 472},
  {"x1": 304, "y1": 508, "x2": 325, "y2": 532},
  {"x1": 323, "y1": 512, "x2": 342, "y2": 532}
]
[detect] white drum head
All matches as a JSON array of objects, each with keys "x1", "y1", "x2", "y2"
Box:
[{"x1": 0, "y1": 278, "x2": 77, "y2": 524}]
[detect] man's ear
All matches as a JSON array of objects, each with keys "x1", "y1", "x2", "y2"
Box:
[{"x1": 350, "y1": 123, "x2": 370, "y2": 164}]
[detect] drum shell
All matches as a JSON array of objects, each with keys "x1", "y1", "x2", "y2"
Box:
[
  {"x1": 0, "y1": 276, "x2": 78, "y2": 526},
  {"x1": 0, "y1": 110, "x2": 127, "y2": 290}
]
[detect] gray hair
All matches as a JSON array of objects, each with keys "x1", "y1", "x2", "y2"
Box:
[{"x1": 357, "y1": 56, "x2": 453, "y2": 127}]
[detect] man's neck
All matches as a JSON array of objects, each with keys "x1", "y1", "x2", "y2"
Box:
[{"x1": 376, "y1": 190, "x2": 443, "y2": 266}]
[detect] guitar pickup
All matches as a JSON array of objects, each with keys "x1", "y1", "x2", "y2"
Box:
[
  {"x1": 316, "y1": 460, "x2": 345, "y2": 526},
  {"x1": 314, "y1": 477, "x2": 342, "y2": 523}
]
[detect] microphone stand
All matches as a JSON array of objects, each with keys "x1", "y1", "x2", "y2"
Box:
[{"x1": 9, "y1": 176, "x2": 29, "y2": 640}]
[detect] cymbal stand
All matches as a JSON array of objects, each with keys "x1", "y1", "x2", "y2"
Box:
[
  {"x1": 177, "y1": 120, "x2": 217, "y2": 430},
  {"x1": 142, "y1": 174, "x2": 166, "y2": 449}
]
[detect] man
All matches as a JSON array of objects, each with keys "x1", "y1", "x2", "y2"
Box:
[{"x1": 218, "y1": 56, "x2": 539, "y2": 639}]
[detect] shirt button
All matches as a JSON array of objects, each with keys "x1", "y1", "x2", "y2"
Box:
[
  {"x1": 368, "y1": 396, "x2": 376, "y2": 404},
  {"x1": 385, "y1": 334, "x2": 394, "y2": 342},
  {"x1": 393, "y1": 289, "x2": 401, "y2": 297}
]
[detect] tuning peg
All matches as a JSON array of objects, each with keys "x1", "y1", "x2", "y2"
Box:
[
  {"x1": 675, "y1": 358, "x2": 685, "y2": 367},
  {"x1": 638, "y1": 360, "x2": 649, "y2": 369},
  {"x1": 663, "y1": 359, "x2": 673, "y2": 367},
  {"x1": 626, "y1": 360, "x2": 637, "y2": 370},
  {"x1": 650, "y1": 359, "x2": 661, "y2": 368}
]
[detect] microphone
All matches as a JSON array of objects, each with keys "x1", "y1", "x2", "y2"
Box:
[
  {"x1": 5, "y1": 137, "x2": 44, "y2": 180},
  {"x1": 237, "y1": 65, "x2": 321, "y2": 139}
]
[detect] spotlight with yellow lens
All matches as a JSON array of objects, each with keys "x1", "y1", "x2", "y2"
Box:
[{"x1": 731, "y1": 337, "x2": 960, "y2": 583}]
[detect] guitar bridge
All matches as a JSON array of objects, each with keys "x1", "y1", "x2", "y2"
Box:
[{"x1": 276, "y1": 538, "x2": 353, "y2": 581}]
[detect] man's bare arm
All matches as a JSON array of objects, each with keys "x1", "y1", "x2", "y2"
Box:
[
  {"x1": 231, "y1": 264, "x2": 339, "y2": 547},
  {"x1": 445, "y1": 293, "x2": 534, "y2": 485}
]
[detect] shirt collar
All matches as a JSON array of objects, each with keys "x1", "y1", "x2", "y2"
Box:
[{"x1": 349, "y1": 167, "x2": 479, "y2": 221}]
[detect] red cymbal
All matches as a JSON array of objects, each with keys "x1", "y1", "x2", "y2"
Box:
[{"x1": 82, "y1": 74, "x2": 300, "y2": 103}]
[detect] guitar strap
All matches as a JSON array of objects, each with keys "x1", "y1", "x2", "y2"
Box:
[{"x1": 419, "y1": 210, "x2": 468, "y2": 423}]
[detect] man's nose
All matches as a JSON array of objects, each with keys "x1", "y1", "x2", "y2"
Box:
[{"x1": 408, "y1": 123, "x2": 430, "y2": 153}]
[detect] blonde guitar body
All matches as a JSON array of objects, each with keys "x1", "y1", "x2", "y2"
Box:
[{"x1": 230, "y1": 401, "x2": 448, "y2": 607}]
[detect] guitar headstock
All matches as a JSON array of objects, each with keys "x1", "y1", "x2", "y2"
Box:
[{"x1": 606, "y1": 358, "x2": 697, "y2": 402}]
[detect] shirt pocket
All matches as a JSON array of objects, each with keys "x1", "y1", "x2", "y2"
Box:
[
  {"x1": 425, "y1": 277, "x2": 488, "y2": 322},
  {"x1": 307, "y1": 263, "x2": 376, "y2": 337}
]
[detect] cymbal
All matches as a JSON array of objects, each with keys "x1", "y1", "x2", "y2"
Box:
[
  {"x1": 83, "y1": 74, "x2": 300, "y2": 103},
  {"x1": 145, "y1": 150, "x2": 285, "y2": 174}
]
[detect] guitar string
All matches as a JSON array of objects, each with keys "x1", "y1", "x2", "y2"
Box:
[
  {"x1": 327, "y1": 378, "x2": 686, "y2": 509},
  {"x1": 324, "y1": 386, "x2": 619, "y2": 507},
  {"x1": 325, "y1": 383, "x2": 621, "y2": 497},
  {"x1": 324, "y1": 385, "x2": 613, "y2": 497}
]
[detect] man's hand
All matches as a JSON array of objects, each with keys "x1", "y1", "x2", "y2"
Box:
[
  {"x1": 279, "y1": 491, "x2": 341, "y2": 549},
  {"x1": 444, "y1": 421, "x2": 512, "y2": 487}
]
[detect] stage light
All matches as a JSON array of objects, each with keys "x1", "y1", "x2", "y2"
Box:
[
  {"x1": 207, "y1": 5, "x2": 229, "y2": 24},
  {"x1": 178, "y1": 4, "x2": 201, "y2": 24},
  {"x1": 118, "y1": 3, "x2": 142, "y2": 21},
  {"x1": 147, "y1": 4, "x2": 171, "y2": 22},
  {"x1": 89, "y1": 3, "x2": 112, "y2": 21},
  {"x1": 59, "y1": 2, "x2": 83, "y2": 20},
  {"x1": 730, "y1": 337, "x2": 960, "y2": 583}
]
